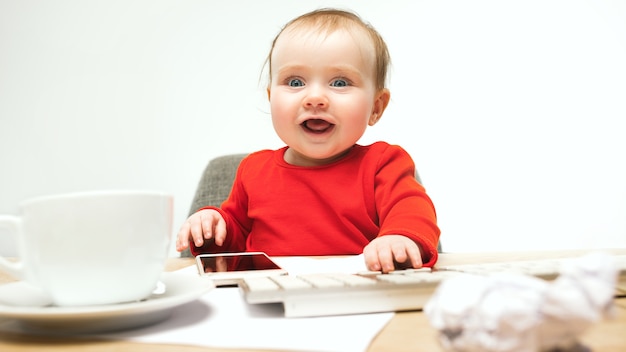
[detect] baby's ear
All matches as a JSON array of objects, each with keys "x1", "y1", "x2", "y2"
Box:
[
  {"x1": 369, "y1": 113, "x2": 381, "y2": 126},
  {"x1": 369, "y1": 89, "x2": 390, "y2": 126}
]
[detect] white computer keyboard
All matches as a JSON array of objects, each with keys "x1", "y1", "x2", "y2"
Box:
[{"x1": 239, "y1": 254, "x2": 626, "y2": 318}]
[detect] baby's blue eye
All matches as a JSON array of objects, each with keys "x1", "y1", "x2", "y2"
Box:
[
  {"x1": 288, "y1": 79, "x2": 305, "y2": 87},
  {"x1": 330, "y1": 79, "x2": 348, "y2": 87}
]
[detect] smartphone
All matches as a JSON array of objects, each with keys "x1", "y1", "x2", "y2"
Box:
[{"x1": 195, "y1": 252, "x2": 287, "y2": 286}]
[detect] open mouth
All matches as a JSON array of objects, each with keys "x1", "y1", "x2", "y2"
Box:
[{"x1": 302, "y1": 119, "x2": 335, "y2": 134}]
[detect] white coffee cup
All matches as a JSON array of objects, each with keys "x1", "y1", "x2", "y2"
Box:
[{"x1": 0, "y1": 190, "x2": 173, "y2": 306}]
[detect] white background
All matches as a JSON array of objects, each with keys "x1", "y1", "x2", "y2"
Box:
[{"x1": 1, "y1": 0, "x2": 625, "y2": 256}]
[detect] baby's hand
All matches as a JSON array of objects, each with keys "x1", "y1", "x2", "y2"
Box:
[
  {"x1": 175, "y1": 209, "x2": 227, "y2": 252},
  {"x1": 362, "y1": 235, "x2": 424, "y2": 273}
]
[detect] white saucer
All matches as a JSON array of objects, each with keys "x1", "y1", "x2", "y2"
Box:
[{"x1": 0, "y1": 271, "x2": 214, "y2": 334}]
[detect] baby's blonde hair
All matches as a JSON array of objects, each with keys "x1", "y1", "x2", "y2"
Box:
[{"x1": 266, "y1": 8, "x2": 390, "y2": 91}]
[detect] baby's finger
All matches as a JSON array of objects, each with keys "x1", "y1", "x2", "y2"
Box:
[
  {"x1": 390, "y1": 241, "x2": 409, "y2": 264},
  {"x1": 362, "y1": 244, "x2": 382, "y2": 271},
  {"x1": 406, "y1": 245, "x2": 424, "y2": 268},
  {"x1": 213, "y1": 216, "x2": 227, "y2": 246},
  {"x1": 175, "y1": 222, "x2": 191, "y2": 251},
  {"x1": 393, "y1": 245, "x2": 422, "y2": 269},
  {"x1": 189, "y1": 217, "x2": 205, "y2": 247},
  {"x1": 376, "y1": 246, "x2": 395, "y2": 273},
  {"x1": 200, "y1": 212, "x2": 215, "y2": 240}
]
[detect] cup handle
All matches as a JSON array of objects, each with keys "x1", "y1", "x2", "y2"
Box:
[{"x1": 0, "y1": 215, "x2": 24, "y2": 279}]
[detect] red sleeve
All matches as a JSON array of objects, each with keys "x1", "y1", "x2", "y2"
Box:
[{"x1": 374, "y1": 145, "x2": 440, "y2": 267}]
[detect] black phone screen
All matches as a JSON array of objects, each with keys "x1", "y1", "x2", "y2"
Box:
[{"x1": 198, "y1": 253, "x2": 282, "y2": 273}]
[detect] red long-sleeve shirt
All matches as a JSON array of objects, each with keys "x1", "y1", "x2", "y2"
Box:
[{"x1": 191, "y1": 142, "x2": 440, "y2": 266}]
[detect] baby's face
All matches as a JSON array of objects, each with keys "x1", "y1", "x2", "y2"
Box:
[{"x1": 268, "y1": 28, "x2": 388, "y2": 167}]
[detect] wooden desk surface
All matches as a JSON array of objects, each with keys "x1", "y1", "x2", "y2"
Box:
[{"x1": 1, "y1": 249, "x2": 625, "y2": 351}]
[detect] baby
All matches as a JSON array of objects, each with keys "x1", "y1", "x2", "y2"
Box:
[{"x1": 176, "y1": 8, "x2": 440, "y2": 273}]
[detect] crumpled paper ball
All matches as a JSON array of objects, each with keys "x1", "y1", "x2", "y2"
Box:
[{"x1": 424, "y1": 252, "x2": 618, "y2": 352}]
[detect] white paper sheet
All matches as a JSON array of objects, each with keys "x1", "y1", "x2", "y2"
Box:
[
  {"x1": 105, "y1": 286, "x2": 392, "y2": 352},
  {"x1": 103, "y1": 255, "x2": 392, "y2": 352}
]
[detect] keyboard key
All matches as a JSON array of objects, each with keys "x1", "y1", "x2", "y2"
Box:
[
  {"x1": 271, "y1": 276, "x2": 312, "y2": 290},
  {"x1": 299, "y1": 274, "x2": 346, "y2": 288},
  {"x1": 243, "y1": 277, "x2": 281, "y2": 292}
]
